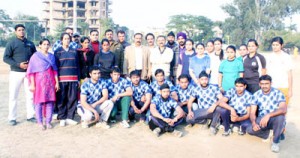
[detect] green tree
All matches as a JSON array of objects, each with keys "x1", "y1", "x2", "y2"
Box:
[
  {"x1": 0, "y1": 9, "x2": 12, "y2": 46},
  {"x1": 99, "y1": 18, "x2": 115, "y2": 37},
  {"x1": 78, "y1": 21, "x2": 89, "y2": 36},
  {"x1": 53, "y1": 23, "x2": 66, "y2": 41},
  {"x1": 166, "y1": 14, "x2": 214, "y2": 43},
  {"x1": 222, "y1": 0, "x2": 300, "y2": 46},
  {"x1": 262, "y1": 30, "x2": 300, "y2": 50}
]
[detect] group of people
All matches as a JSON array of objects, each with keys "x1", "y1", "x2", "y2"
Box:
[{"x1": 3, "y1": 24, "x2": 293, "y2": 153}]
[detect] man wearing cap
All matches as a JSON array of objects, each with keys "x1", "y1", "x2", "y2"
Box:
[
  {"x1": 186, "y1": 71, "x2": 223, "y2": 135},
  {"x1": 52, "y1": 27, "x2": 78, "y2": 52},
  {"x1": 72, "y1": 32, "x2": 81, "y2": 46},
  {"x1": 149, "y1": 83, "x2": 185, "y2": 137},
  {"x1": 166, "y1": 31, "x2": 179, "y2": 83}
]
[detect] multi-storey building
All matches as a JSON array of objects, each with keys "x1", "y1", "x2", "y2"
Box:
[{"x1": 42, "y1": 0, "x2": 112, "y2": 36}]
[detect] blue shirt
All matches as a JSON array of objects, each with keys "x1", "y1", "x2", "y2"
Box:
[
  {"x1": 150, "y1": 80, "x2": 176, "y2": 97},
  {"x1": 80, "y1": 79, "x2": 107, "y2": 104},
  {"x1": 106, "y1": 77, "x2": 131, "y2": 100},
  {"x1": 178, "y1": 51, "x2": 196, "y2": 75},
  {"x1": 219, "y1": 58, "x2": 244, "y2": 91},
  {"x1": 189, "y1": 55, "x2": 210, "y2": 78},
  {"x1": 52, "y1": 40, "x2": 78, "y2": 53},
  {"x1": 192, "y1": 84, "x2": 221, "y2": 109},
  {"x1": 224, "y1": 88, "x2": 252, "y2": 115},
  {"x1": 176, "y1": 84, "x2": 195, "y2": 103},
  {"x1": 151, "y1": 95, "x2": 178, "y2": 118},
  {"x1": 250, "y1": 88, "x2": 285, "y2": 117},
  {"x1": 131, "y1": 80, "x2": 152, "y2": 102}
]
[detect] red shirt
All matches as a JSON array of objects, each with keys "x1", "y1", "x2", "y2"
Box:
[{"x1": 91, "y1": 41, "x2": 100, "y2": 54}]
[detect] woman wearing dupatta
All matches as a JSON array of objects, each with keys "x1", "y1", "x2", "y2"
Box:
[{"x1": 27, "y1": 39, "x2": 59, "y2": 130}]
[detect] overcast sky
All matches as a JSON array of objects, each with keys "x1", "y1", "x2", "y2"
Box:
[{"x1": 0, "y1": 0, "x2": 299, "y2": 32}]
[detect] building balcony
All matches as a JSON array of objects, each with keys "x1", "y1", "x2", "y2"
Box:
[
  {"x1": 66, "y1": 7, "x2": 86, "y2": 11},
  {"x1": 43, "y1": 8, "x2": 50, "y2": 12}
]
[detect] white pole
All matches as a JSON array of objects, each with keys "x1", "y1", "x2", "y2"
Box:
[{"x1": 73, "y1": 0, "x2": 77, "y2": 33}]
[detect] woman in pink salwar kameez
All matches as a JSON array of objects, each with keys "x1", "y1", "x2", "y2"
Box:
[{"x1": 27, "y1": 39, "x2": 59, "y2": 130}]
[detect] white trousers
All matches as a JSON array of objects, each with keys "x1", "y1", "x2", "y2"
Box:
[
  {"x1": 8, "y1": 71, "x2": 34, "y2": 120},
  {"x1": 77, "y1": 100, "x2": 114, "y2": 122}
]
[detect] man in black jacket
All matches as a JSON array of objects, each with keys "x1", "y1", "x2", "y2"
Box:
[{"x1": 3, "y1": 24, "x2": 37, "y2": 126}]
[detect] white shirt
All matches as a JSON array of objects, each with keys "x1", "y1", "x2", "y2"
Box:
[
  {"x1": 267, "y1": 51, "x2": 293, "y2": 88},
  {"x1": 208, "y1": 52, "x2": 222, "y2": 85},
  {"x1": 150, "y1": 47, "x2": 173, "y2": 77},
  {"x1": 134, "y1": 46, "x2": 143, "y2": 70}
]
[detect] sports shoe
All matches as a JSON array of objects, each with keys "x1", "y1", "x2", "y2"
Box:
[
  {"x1": 153, "y1": 128, "x2": 161, "y2": 137},
  {"x1": 27, "y1": 117, "x2": 36, "y2": 123},
  {"x1": 222, "y1": 129, "x2": 231, "y2": 136},
  {"x1": 52, "y1": 114, "x2": 58, "y2": 120},
  {"x1": 66, "y1": 119, "x2": 78, "y2": 125},
  {"x1": 210, "y1": 127, "x2": 218, "y2": 135},
  {"x1": 96, "y1": 121, "x2": 110, "y2": 129},
  {"x1": 271, "y1": 143, "x2": 280, "y2": 153},
  {"x1": 9, "y1": 120, "x2": 17, "y2": 126},
  {"x1": 110, "y1": 119, "x2": 116, "y2": 123},
  {"x1": 232, "y1": 126, "x2": 239, "y2": 133},
  {"x1": 172, "y1": 130, "x2": 183, "y2": 138},
  {"x1": 60, "y1": 120, "x2": 66, "y2": 127},
  {"x1": 81, "y1": 121, "x2": 89, "y2": 128},
  {"x1": 120, "y1": 120, "x2": 130, "y2": 128},
  {"x1": 218, "y1": 125, "x2": 225, "y2": 131}
]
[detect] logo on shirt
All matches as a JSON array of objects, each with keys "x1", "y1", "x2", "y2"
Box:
[{"x1": 251, "y1": 62, "x2": 257, "y2": 66}]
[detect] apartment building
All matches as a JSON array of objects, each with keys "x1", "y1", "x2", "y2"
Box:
[{"x1": 42, "y1": 0, "x2": 112, "y2": 35}]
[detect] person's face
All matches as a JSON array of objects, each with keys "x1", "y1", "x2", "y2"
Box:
[
  {"x1": 90, "y1": 31, "x2": 99, "y2": 42},
  {"x1": 111, "y1": 72, "x2": 120, "y2": 82},
  {"x1": 40, "y1": 40, "x2": 50, "y2": 52},
  {"x1": 199, "y1": 77, "x2": 209, "y2": 87},
  {"x1": 90, "y1": 70, "x2": 101, "y2": 81},
  {"x1": 235, "y1": 83, "x2": 246, "y2": 95},
  {"x1": 155, "y1": 73, "x2": 165, "y2": 82},
  {"x1": 15, "y1": 27, "x2": 25, "y2": 38},
  {"x1": 65, "y1": 29, "x2": 73, "y2": 36},
  {"x1": 102, "y1": 41, "x2": 110, "y2": 52},
  {"x1": 272, "y1": 41, "x2": 282, "y2": 53},
  {"x1": 146, "y1": 35, "x2": 155, "y2": 46},
  {"x1": 185, "y1": 41, "x2": 193, "y2": 51},
  {"x1": 157, "y1": 37, "x2": 166, "y2": 47},
  {"x1": 177, "y1": 36, "x2": 185, "y2": 46},
  {"x1": 62, "y1": 34, "x2": 70, "y2": 46},
  {"x1": 196, "y1": 45, "x2": 205, "y2": 55},
  {"x1": 118, "y1": 33, "x2": 126, "y2": 43},
  {"x1": 105, "y1": 31, "x2": 113, "y2": 41},
  {"x1": 130, "y1": 75, "x2": 140, "y2": 85},
  {"x1": 214, "y1": 41, "x2": 222, "y2": 51},
  {"x1": 226, "y1": 48, "x2": 236, "y2": 60},
  {"x1": 161, "y1": 89, "x2": 170, "y2": 99},
  {"x1": 259, "y1": 80, "x2": 271, "y2": 94},
  {"x1": 81, "y1": 39, "x2": 90, "y2": 49},
  {"x1": 239, "y1": 46, "x2": 248, "y2": 57},
  {"x1": 247, "y1": 42, "x2": 258, "y2": 53},
  {"x1": 179, "y1": 78, "x2": 189, "y2": 89},
  {"x1": 167, "y1": 36, "x2": 175, "y2": 44},
  {"x1": 73, "y1": 36, "x2": 80, "y2": 43},
  {"x1": 134, "y1": 34, "x2": 142, "y2": 46},
  {"x1": 206, "y1": 42, "x2": 214, "y2": 53}
]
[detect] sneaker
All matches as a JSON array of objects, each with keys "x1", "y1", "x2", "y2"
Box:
[
  {"x1": 218, "y1": 125, "x2": 224, "y2": 131},
  {"x1": 47, "y1": 123, "x2": 53, "y2": 129},
  {"x1": 210, "y1": 127, "x2": 218, "y2": 135},
  {"x1": 222, "y1": 129, "x2": 231, "y2": 136},
  {"x1": 81, "y1": 121, "x2": 89, "y2": 128},
  {"x1": 60, "y1": 120, "x2": 66, "y2": 127},
  {"x1": 52, "y1": 114, "x2": 58, "y2": 120},
  {"x1": 110, "y1": 119, "x2": 116, "y2": 123},
  {"x1": 172, "y1": 130, "x2": 183, "y2": 138},
  {"x1": 96, "y1": 121, "x2": 110, "y2": 129},
  {"x1": 66, "y1": 119, "x2": 78, "y2": 125},
  {"x1": 120, "y1": 120, "x2": 130, "y2": 128},
  {"x1": 153, "y1": 128, "x2": 161, "y2": 137},
  {"x1": 271, "y1": 142, "x2": 280, "y2": 153},
  {"x1": 8, "y1": 120, "x2": 17, "y2": 126},
  {"x1": 232, "y1": 126, "x2": 239, "y2": 133},
  {"x1": 27, "y1": 117, "x2": 36, "y2": 123}
]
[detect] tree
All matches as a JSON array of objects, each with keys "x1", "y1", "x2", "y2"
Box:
[
  {"x1": 99, "y1": 18, "x2": 115, "y2": 37},
  {"x1": 53, "y1": 23, "x2": 66, "y2": 41},
  {"x1": 222, "y1": 0, "x2": 300, "y2": 46},
  {"x1": 0, "y1": 9, "x2": 13, "y2": 46},
  {"x1": 166, "y1": 14, "x2": 214, "y2": 43},
  {"x1": 78, "y1": 21, "x2": 89, "y2": 36},
  {"x1": 262, "y1": 30, "x2": 300, "y2": 50}
]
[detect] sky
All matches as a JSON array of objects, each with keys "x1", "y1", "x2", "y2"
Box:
[{"x1": 0, "y1": 0, "x2": 299, "y2": 32}]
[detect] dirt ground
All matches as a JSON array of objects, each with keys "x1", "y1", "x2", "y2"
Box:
[{"x1": 0, "y1": 48, "x2": 299, "y2": 158}]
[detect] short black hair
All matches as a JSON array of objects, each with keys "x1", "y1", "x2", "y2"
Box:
[
  {"x1": 235, "y1": 78, "x2": 247, "y2": 86},
  {"x1": 117, "y1": 30, "x2": 125, "y2": 35},
  {"x1": 178, "y1": 74, "x2": 190, "y2": 82},
  {"x1": 155, "y1": 69, "x2": 165, "y2": 76},
  {"x1": 130, "y1": 70, "x2": 141, "y2": 78},
  {"x1": 90, "y1": 29, "x2": 99, "y2": 35},
  {"x1": 134, "y1": 33, "x2": 143, "y2": 38},
  {"x1": 271, "y1": 36, "x2": 284, "y2": 45},
  {"x1": 105, "y1": 29, "x2": 113, "y2": 35},
  {"x1": 101, "y1": 38, "x2": 110, "y2": 45},
  {"x1": 111, "y1": 67, "x2": 121, "y2": 74},
  {"x1": 160, "y1": 83, "x2": 170, "y2": 90},
  {"x1": 64, "y1": 27, "x2": 73, "y2": 31},
  {"x1": 226, "y1": 45, "x2": 236, "y2": 52},
  {"x1": 145, "y1": 33, "x2": 155, "y2": 40},
  {"x1": 39, "y1": 38, "x2": 50, "y2": 45},
  {"x1": 259, "y1": 75, "x2": 272, "y2": 82},
  {"x1": 198, "y1": 70, "x2": 209, "y2": 78},
  {"x1": 80, "y1": 36, "x2": 90, "y2": 43},
  {"x1": 89, "y1": 65, "x2": 100, "y2": 73},
  {"x1": 14, "y1": 24, "x2": 25, "y2": 31}
]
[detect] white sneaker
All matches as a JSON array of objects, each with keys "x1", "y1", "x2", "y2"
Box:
[
  {"x1": 81, "y1": 121, "x2": 89, "y2": 128},
  {"x1": 96, "y1": 121, "x2": 110, "y2": 129},
  {"x1": 66, "y1": 119, "x2": 78, "y2": 125},
  {"x1": 60, "y1": 120, "x2": 66, "y2": 127},
  {"x1": 52, "y1": 114, "x2": 58, "y2": 120},
  {"x1": 120, "y1": 120, "x2": 130, "y2": 128},
  {"x1": 271, "y1": 143, "x2": 280, "y2": 153},
  {"x1": 153, "y1": 128, "x2": 161, "y2": 137},
  {"x1": 172, "y1": 130, "x2": 183, "y2": 138},
  {"x1": 232, "y1": 126, "x2": 239, "y2": 133}
]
